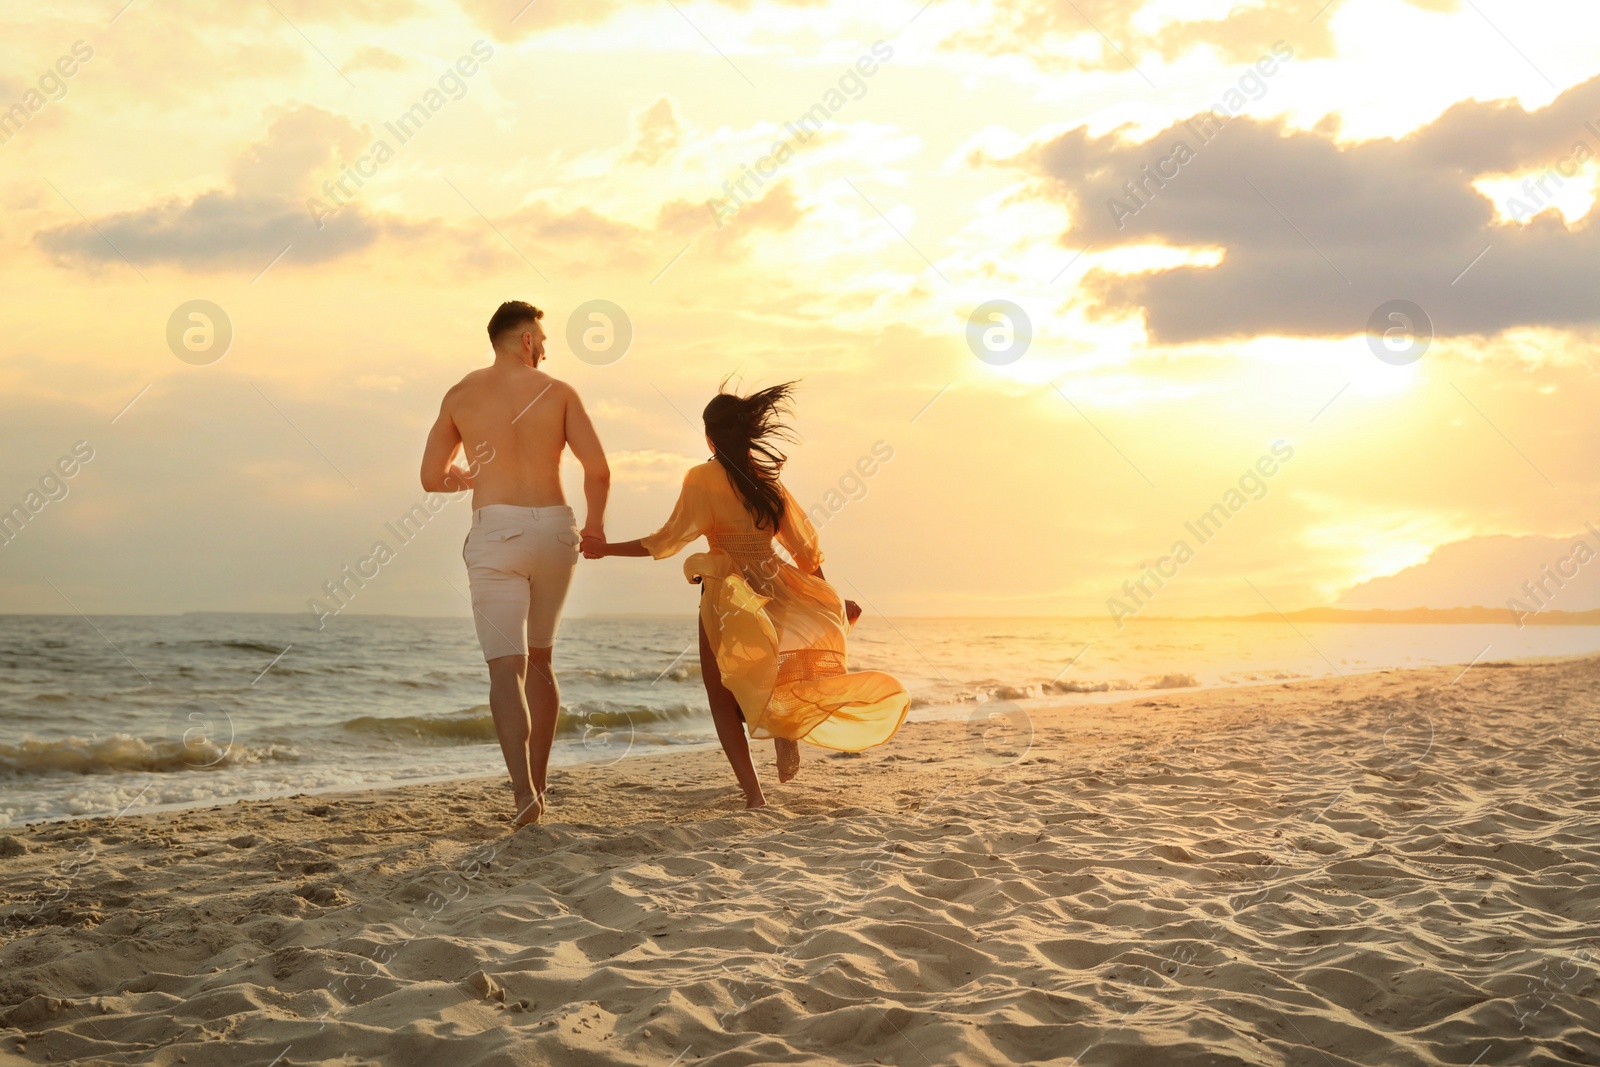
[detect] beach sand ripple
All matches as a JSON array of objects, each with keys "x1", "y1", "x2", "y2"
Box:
[{"x1": 3, "y1": 659, "x2": 1599, "y2": 1065}]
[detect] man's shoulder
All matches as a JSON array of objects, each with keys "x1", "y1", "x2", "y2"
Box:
[
  {"x1": 443, "y1": 367, "x2": 491, "y2": 401},
  {"x1": 541, "y1": 373, "x2": 582, "y2": 403}
]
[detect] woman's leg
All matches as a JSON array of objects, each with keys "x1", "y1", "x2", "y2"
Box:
[
  {"x1": 699, "y1": 614, "x2": 766, "y2": 808},
  {"x1": 775, "y1": 738, "x2": 801, "y2": 782}
]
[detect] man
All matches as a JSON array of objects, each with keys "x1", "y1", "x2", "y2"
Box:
[{"x1": 421, "y1": 301, "x2": 610, "y2": 826}]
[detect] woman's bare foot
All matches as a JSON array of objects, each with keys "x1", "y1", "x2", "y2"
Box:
[
  {"x1": 513, "y1": 793, "x2": 543, "y2": 827},
  {"x1": 775, "y1": 738, "x2": 801, "y2": 783},
  {"x1": 744, "y1": 788, "x2": 768, "y2": 809}
]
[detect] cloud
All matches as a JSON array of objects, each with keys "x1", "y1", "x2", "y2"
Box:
[
  {"x1": 656, "y1": 181, "x2": 806, "y2": 255},
  {"x1": 455, "y1": 0, "x2": 827, "y2": 40},
  {"x1": 962, "y1": 0, "x2": 1458, "y2": 70},
  {"x1": 628, "y1": 97, "x2": 685, "y2": 166},
  {"x1": 32, "y1": 107, "x2": 423, "y2": 272},
  {"x1": 35, "y1": 190, "x2": 393, "y2": 270},
  {"x1": 227, "y1": 106, "x2": 370, "y2": 197},
  {"x1": 1032, "y1": 74, "x2": 1600, "y2": 342},
  {"x1": 269, "y1": 0, "x2": 421, "y2": 21},
  {"x1": 346, "y1": 46, "x2": 413, "y2": 74},
  {"x1": 607, "y1": 449, "x2": 703, "y2": 484}
]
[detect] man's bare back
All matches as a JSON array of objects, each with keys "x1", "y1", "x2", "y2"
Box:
[
  {"x1": 420, "y1": 310, "x2": 609, "y2": 521},
  {"x1": 445, "y1": 364, "x2": 573, "y2": 509}
]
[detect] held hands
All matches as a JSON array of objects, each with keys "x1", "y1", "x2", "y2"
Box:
[{"x1": 580, "y1": 531, "x2": 607, "y2": 559}]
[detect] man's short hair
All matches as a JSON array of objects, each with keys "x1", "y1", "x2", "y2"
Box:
[{"x1": 487, "y1": 301, "x2": 543, "y2": 346}]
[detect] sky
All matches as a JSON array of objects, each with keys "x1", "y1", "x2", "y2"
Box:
[{"x1": 2, "y1": 0, "x2": 1598, "y2": 624}]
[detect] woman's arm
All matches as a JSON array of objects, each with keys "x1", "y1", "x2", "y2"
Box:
[
  {"x1": 584, "y1": 538, "x2": 650, "y2": 559},
  {"x1": 807, "y1": 565, "x2": 862, "y2": 624}
]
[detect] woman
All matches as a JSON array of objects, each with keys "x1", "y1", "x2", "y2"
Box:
[{"x1": 583, "y1": 382, "x2": 909, "y2": 807}]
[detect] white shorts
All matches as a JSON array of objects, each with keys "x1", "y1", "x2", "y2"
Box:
[{"x1": 463, "y1": 504, "x2": 581, "y2": 660}]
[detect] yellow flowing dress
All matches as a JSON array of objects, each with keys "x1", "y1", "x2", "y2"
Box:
[{"x1": 639, "y1": 460, "x2": 909, "y2": 751}]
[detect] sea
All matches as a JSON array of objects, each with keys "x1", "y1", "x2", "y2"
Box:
[{"x1": 4, "y1": 612, "x2": 1600, "y2": 827}]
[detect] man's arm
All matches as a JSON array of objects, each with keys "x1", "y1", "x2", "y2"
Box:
[
  {"x1": 420, "y1": 395, "x2": 470, "y2": 493},
  {"x1": 563, "y1": 388, "x2": 610, "y2": 540}
]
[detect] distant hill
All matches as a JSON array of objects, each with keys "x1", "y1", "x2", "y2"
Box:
[
  {"x1": 1198, "y1": 606, "x2": 1600, "y2": 625},
  {"x1": 1337, "y1": 532, "x2": 1600, "y2": 613}
]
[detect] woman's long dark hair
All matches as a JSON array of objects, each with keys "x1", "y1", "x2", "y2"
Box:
[{"x1": 703, "y1": 380, "x2": 799, "y2": 532}]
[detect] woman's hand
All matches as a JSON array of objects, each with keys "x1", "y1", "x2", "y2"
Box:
[{"x1": 588, "y1": 538, "x2": 651, "y2": 558}]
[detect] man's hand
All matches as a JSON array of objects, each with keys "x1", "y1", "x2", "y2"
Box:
[{"x1": 580, "y1": 534, "x2": 607, "y2": 559}]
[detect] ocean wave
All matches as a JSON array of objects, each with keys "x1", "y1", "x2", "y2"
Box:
[
  {"x1": 1223, "y1": 669, "x2": 1306, "y2": 683},
  {"x1": 171, "y1": 639, "x2": 290, "y2": 656},
  {"x1": 339, "y1": 702, "x2": 708, "y2": 745},
  {"x1": 1042, "y1": 679, "x2": 1139, "y2": 695},
  {"x1": 1011, "y1": 673, "x2": 1203, "y2": 698},
  {"x1": 1143, "y1": 672, "x2": 1200, "y2": 689},
  {"x1": 342, "y1": 710, "x2": 497, "y2": 743},
  {"x1": 567, "y1": 664, "x2": 703, "y2": 684},
  {"x1": 0, "y1": 734, "x2": 292, "y2": 777}
]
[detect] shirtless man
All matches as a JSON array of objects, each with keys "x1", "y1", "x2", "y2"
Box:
[{"x1": 421, "y1": 301, "x2": 610, "y2": 826}]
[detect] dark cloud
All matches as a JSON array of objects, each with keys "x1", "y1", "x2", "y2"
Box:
[
  {"x1": 33, "y1": 107, "x2": 421, "y2": 272},
  {"x1": 1036, "y1": 75, "x2": 1600, "y2": 341},
  {"x1": 35, "y1": 190, "x2": 390, "y2": 271}
]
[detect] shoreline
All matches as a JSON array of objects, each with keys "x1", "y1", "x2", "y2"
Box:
[
  {"x1": 9, "y1": 645, "x2": 1592, "y2": 831},
  {"x1": 4, "y1": 655, "x2": 1599, "y2": 1064}
]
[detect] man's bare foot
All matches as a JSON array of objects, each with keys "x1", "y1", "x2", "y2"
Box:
[
  {"x1": 775, "y1": 738, "x2": 801, "y2": 783},
  {"x1": 513, "y1": 794, "x2": 542, "y2": 827},
  {"x1": 744, "y1": 790, "x2": 767, "y2": 809}
]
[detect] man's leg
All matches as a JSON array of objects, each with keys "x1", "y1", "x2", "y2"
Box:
[
  {"x1": 524, "y1": 645, "x2": 559, "y2": 801},
  {"x1": 486, "y1": 654, "x2": 540, "y2": 825},
  {"x1": 522, "y1": 511, "x2": 579, "y2": 807}
]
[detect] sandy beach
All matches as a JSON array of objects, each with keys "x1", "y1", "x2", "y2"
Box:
[{"x1": 3, "y1": 656, "x2": 1599, "y2": 1066}]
